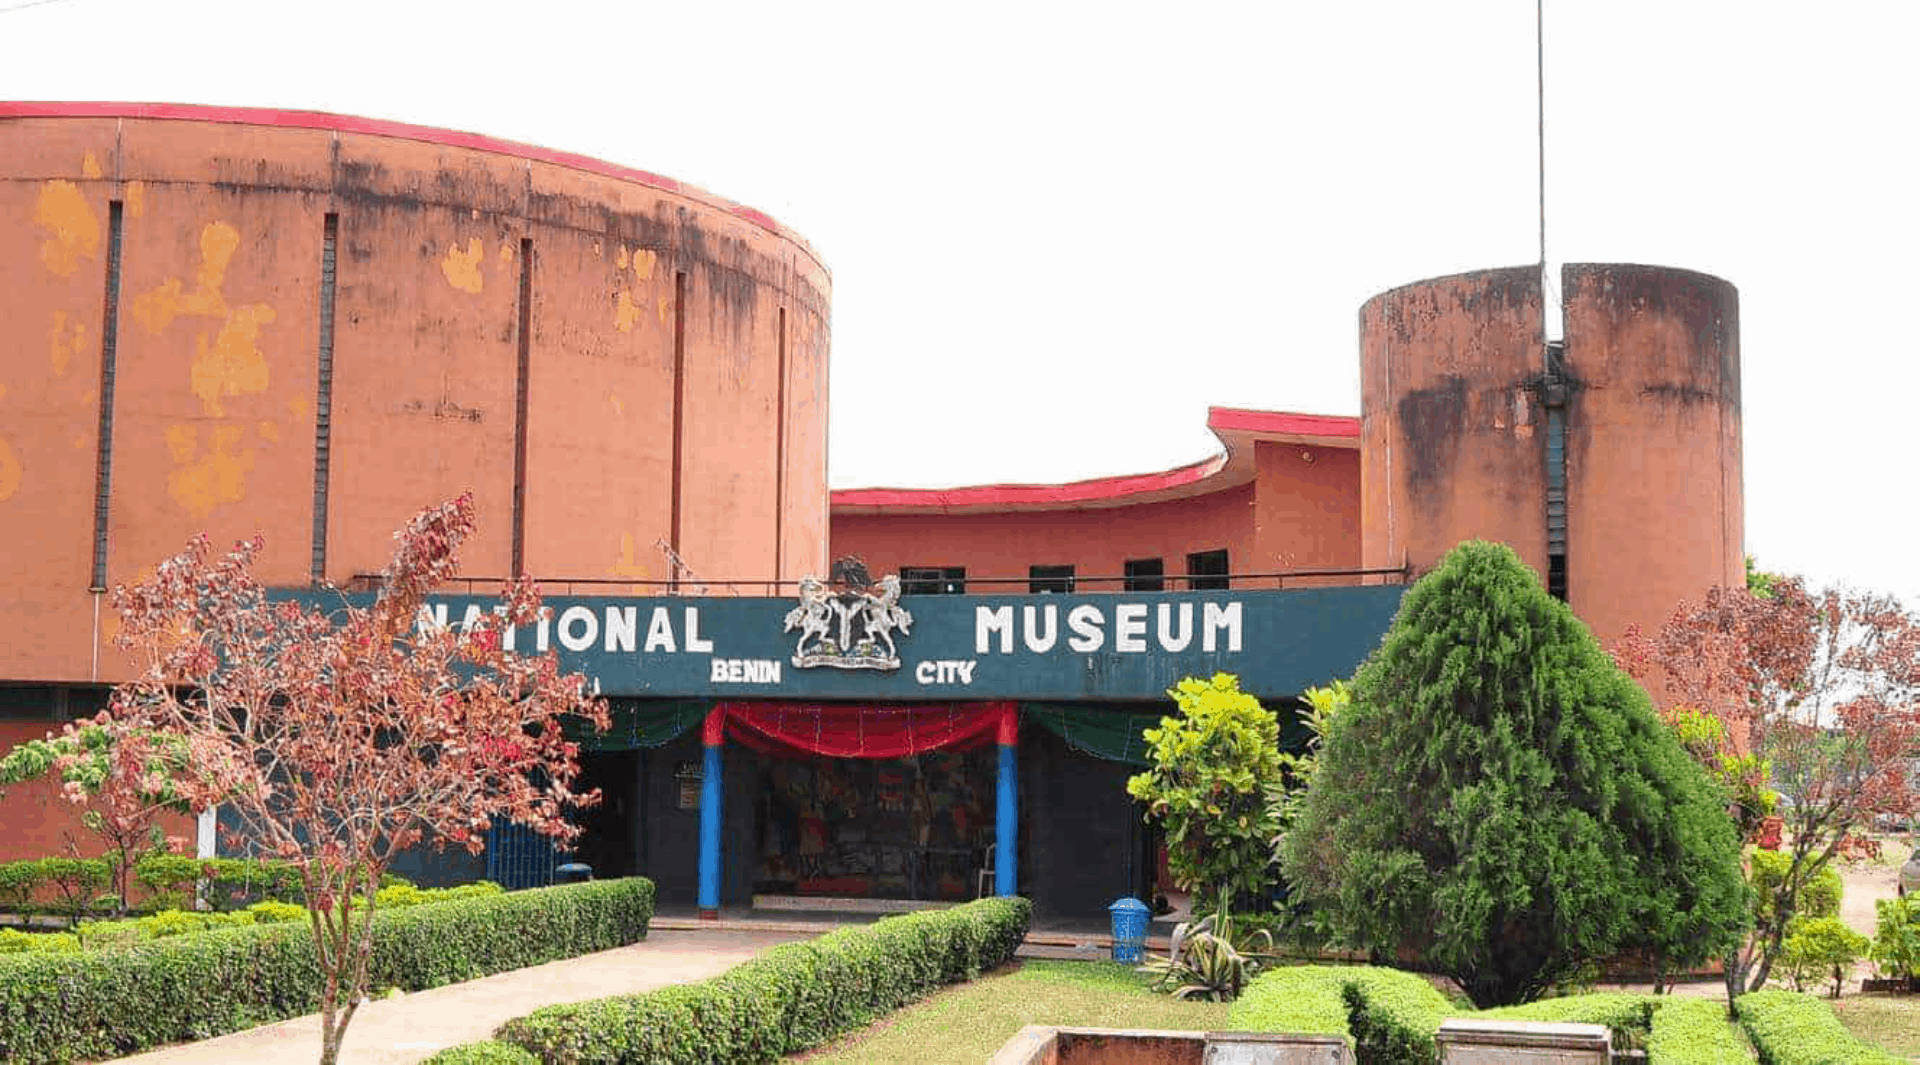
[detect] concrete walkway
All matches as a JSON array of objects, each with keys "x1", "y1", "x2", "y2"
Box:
[{"x1": 103, "y1": 929, "x2": 805, "y2": 1065}]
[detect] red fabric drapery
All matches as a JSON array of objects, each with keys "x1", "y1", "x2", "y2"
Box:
[{"x1": 710, "y1": 701, "x2": 1017, "y2": 759}]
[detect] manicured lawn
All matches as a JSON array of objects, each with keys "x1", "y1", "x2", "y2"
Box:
[
  {"x1": 795, "y1": 959, "x2": 1233, "y2": 1063},
  {"x1": 1830, "y1": 994, "x2": 1920, "y2": 1059}
]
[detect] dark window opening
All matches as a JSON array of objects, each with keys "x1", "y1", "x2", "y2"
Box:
[
  {"x1": 0, "y1": 685, "x2": 56, "y2": 722},
  {"x1": 310, "y1": 212, "x2": 339, "y2": 583},
  {"x1": 1029, "y1": 565, "x2": 1076, "y2": 595},
  {"x1": 90, "y1": 200, "x2": 126, "y2": 591},
  {"x1": 901, "y1": 566, "x2": 966, "y2": 595},
  {"x1": 1547, "y1": 554, "x2": 1568, "y2": 601},
  {"x1": 1186, "y1": 549, "x2": 1229, "y2": 591},
  {"x1": 1124, "y1": 558, "x2": 1165, "y2": 592}
]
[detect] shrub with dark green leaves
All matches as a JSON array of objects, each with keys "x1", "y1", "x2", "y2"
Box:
[
  {"x1": 1736, "y1": 988, "x2": 1902, "y2": 1065},
  {"x1": 0, "y1": 877, "x2": 654, "y2": 1063},
  {"x1": 1280, "y1": 541, "x2": 1750, "y2": 1006},
  {"x1": 1646, "y1": 997, "x2": 1750, "y2": 1065},
  {"x1": 492, "y1": 896, "x2": 1029, "y2": 1065}
]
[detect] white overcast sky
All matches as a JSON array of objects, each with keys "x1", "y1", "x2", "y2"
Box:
[{"x1": 5, "y1": 0, "x2": 1915, "y2": 601}]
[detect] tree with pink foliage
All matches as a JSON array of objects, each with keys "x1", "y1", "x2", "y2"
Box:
[
  {"x1": 102, "y1": 494, "x2": 607, "y2": 1065},
  {"x1": 1619, "y1": 576, "x2": 1919, "y2": 999}
]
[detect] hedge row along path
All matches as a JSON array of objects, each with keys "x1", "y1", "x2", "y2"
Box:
[{"x1": 103, "y1": 929, "x2": 806, "y2": 1065}]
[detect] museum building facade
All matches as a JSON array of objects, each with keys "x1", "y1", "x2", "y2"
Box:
[{"x1": 0, "y1": 104, "x2": 1743, "y2": 919}]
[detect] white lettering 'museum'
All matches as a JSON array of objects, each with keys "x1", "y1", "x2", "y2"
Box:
[{"x1": 973, "y1": 601, "x2": 1242, "y2": 656}]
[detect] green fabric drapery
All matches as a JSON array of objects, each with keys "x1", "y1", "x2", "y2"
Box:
[
  {"x1": 568, "y1": 699, "x2": 711, "y2": 751},
  {"x1": 1018, "y1": 703, "x2": 1168, "y2": 766},
  {"x1": 1019, "y1": 698, "x2": 1315, "y2": 766}
]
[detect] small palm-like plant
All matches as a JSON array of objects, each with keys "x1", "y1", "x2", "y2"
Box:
[{"x1": 1137, "y1": 889, "x2": 1275, "y2": 1001}]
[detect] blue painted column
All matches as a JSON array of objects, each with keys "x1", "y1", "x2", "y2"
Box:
[
  {"x1": 696, "y1": 707, "x2": 725, "y2": 918},
  {"x1": 995, "y1": 705, "x2": 1018, "y2": 897}
]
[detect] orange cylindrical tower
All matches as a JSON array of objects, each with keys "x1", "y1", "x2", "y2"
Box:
[
  {"x1": 0, "y1": 104, "x2": 830, "y2": 684},
  {"x1": 1359, "y1": 266, "x2": 1548, "y2": 579},
  {"x1": 1561, "y1": 263, "x2": 1742, "y2": 645}
]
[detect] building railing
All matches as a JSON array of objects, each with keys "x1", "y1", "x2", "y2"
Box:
[{"x1": 344, "y1": 565, "x2": 1409, "y2": 598}]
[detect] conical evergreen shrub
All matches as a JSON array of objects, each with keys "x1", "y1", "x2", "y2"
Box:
[{"x1": 1280, "y1": 541, "x2": 1747, "y2": 1006}]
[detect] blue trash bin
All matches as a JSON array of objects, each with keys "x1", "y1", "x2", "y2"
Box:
[{"x1": 1109, "y1": 896, "x2": 1150, "y2": 963}]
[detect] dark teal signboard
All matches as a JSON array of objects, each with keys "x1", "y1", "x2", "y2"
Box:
[{"x1": 292, "y1": 586, "x2": 1404, "y2": 702}]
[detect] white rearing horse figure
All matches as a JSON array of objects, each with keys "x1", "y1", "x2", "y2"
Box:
[
  {"x1": 861, "y1": 574, "x2": 914, "y2": 660},
  {"x1": 783, "y1": 576, "x2": 834, "y2": 656}
]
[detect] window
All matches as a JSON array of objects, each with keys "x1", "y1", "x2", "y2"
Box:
[
  {"x1": 1028, "y1": 565, "x2": 1076, "y2": 594},
  {"x1": 1186, "y1": 549, "x2": 1229, "y2": 590},
  {"x1": 901, "y1": 566, "x2": 966, "y2": 595},
  {"x1": 1124, "y1": 558, "x2": 1165, "y2": 592},
  {"x1": 0, "y1": 685, "x2": 63, "y2": 722}
]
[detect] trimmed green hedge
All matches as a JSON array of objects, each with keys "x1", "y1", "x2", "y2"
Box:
[
  {"x1": 421, "y1": 1040, "x2": 539, "y2": 1064},
  {"x1": 1342, "y1": 969, "x2": 1453, "y2": 1064},
  {"x1": 1226, "y1": 964, "x2": 1452, "y2": 1063},
  {"x1": 1736, "y1": 988, "x2": 1901, "y2": 1065},
  {"x1": 1647, "y1": 998, "x2": 1750, "y2": 1065},
  {"x1": 1225, "y1": 966, "x2": 1364, "y2": 1038},
  {"x1": 1480, "y1": 992, "x2": 1657, "y2": 1050},
  {"x1": 1230, "y1": 966, "x2": 1776, "y2": 1065},
  {"x1": 0, "y1": 854, "x2": 414, "y2": 916},
  {"x1": 0, "y1": 877, "x2": 654, "y2": 1064},
  {"x1": 491, "y1": 896, "x2": 1030, "y2": 1064}
]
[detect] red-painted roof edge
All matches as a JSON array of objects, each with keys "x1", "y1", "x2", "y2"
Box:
[
  {"x1": 0, "y1": 101, "x2": 825, "y2": 275},
  {"x1": 1206, "y1": 406, "x2": 1360, "y2": 437},
  {"x1": 831, "y1": 406, "x2": 1359, "y2": 511},
  {"x1": 832, "y1": 454, "x2": 1227, "y2": 509}
]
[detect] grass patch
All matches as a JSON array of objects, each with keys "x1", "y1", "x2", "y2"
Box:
[
  {"x1": 795, "y1": 959, "x2": 1231, "y2": 1064},
  {"x1": 1830, "y1": 994, "x2": 1920, "y2": 1059}
]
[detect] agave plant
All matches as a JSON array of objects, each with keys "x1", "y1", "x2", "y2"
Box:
[{"x1": 1137, "y1": 889, "x2": 1275, "y2": 1001}]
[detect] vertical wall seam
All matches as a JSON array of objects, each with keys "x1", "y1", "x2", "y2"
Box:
[
  {"x1": 511, "y1": 237, "x2": 534, "y2": 578},
  {"x1": 670, "y1": 270, "x2": 687, "y2": 588},
  {"x1": 309, "y1": 212, "x2": 339, "y2": 584},
  {"x1": 773, "y1": 306, "x2": 788, "y2": 588},
  {"x1": 88, "y1": 200, "x2": 125, "y2": 592}
]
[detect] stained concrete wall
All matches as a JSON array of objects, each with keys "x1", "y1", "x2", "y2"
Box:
[
  {"x1": 1357, "y1": 263, "x2": 1743, "y2": 645},
  {"x1": 1251, "y1": 442, "x2": 1363, "y2": 581},
  {"x1": 1561, "y1": 263, "x2": 1743, "y2": 646},
  {"x1": 0, "y1": 107, "x2": 830, "y2": 687},
  {"x1": 1359, "y1": 266, "x2": 1548, "y2": 579}
]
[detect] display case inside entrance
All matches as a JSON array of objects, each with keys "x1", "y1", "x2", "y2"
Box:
[{"x1": 753, "y1": 749, "x2": 994, "y2": 900}]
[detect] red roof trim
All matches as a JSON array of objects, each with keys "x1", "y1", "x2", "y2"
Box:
[
  {"x1": 1207, "y1": 406, "x2": 1359, "y2": 437},
  {"x1": 0, "y1": 101, "x2": 821, "y2": 269},
  {"x1": 831, "y1": 406, "x2": 1359, "y2": 513},
  {"x1": 831, "y1": 455, "x2": 1224, "y2": 509}
]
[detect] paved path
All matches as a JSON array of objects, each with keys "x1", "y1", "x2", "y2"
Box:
[{"x1": 104, "y1": 929, "x2": 805, "y2": 1065}]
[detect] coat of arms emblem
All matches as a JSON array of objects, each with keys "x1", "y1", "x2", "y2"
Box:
[{"x1": 783, "y1": 568, "x2": 913, "y2": 671}]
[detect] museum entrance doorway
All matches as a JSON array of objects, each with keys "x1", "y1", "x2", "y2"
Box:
[{"x1": 748, "y1": 747, "x2": 995, "y2": 901}]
